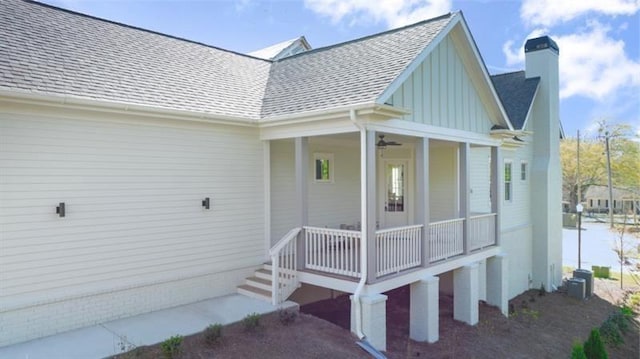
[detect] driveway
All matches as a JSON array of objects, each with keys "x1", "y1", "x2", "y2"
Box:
[{"x1": 563, "y1": 219, "x2": 637, "y2": 273}]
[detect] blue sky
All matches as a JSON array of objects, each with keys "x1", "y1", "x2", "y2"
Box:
[{"x1": 43, "y1": 0, "x2": 639, "y2": 138}]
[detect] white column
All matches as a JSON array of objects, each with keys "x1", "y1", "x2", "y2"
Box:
[
  {"x1": 295, "y1": 137, "x2": 308, "y2": 268},
  {"x1": 490, "y1": 146, "x2": 502, "y2": 246},
  {"x1": 364, "y1": 130, "x2": 377, "y2": 283},
  {"x1": 478, "y1": 259, "x2": 487, "y2": 301},
  {"x1": 263, "y1": 140, "x2": 271, "y2": 261},
  {"x1": 454, "y1": 262, "x2": 479, "y2": 325},
  {"x1": 459, "y1": 143, "x2": 471, "y2": 254},
  {"x1": 487, "y1": 254, "x2": 509, "y2": 316},
  {"x1": 415, "y1": 137, "x2": 430, "y2": 267},
  {"x1": 350, "y1": 293, "x2": 387, "y2": 351},
  {"x1": 410, "y1": 276, "x2": 439, "y2": 343}
]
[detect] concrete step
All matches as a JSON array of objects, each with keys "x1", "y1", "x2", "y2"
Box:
[
  {"x1": 237, "y1": 284, "x2": 271, "y2": 302},
  {"x1": 263, "y1": 263, "x2": 273, "y2": 271},
  {"x1": 246, "y1": 276, "x2": 272, "y2": 291},
  {"x1": 254, "y1": 268, "x2": 272, "y2": 281}
]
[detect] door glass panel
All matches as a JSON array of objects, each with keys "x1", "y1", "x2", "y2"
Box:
[{"x1": 386, "y1": 163, "x2": 404, "y2": 212}]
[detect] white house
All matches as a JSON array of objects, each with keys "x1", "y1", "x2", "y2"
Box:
[{"x1": 0, "y1": 1, "x2": 562, "y2": 350}]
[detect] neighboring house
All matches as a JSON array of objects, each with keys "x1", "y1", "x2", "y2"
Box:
[
  {"x1": 584, "y1": 185, "x2": 639, "y2": 214},
  {"x1": 0, "y1": 1, "x2": 562, "y2": 350}
]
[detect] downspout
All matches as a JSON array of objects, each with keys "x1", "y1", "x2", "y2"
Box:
[{"x1": 350, "y1": 109, "x2": 367, "y2": 339}]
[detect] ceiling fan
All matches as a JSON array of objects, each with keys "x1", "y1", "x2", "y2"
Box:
[
  {"x1": 376, "y1": 135, "x2": 402, "y2": 148},
  {"x1": 376, "y1": 135, "x2": 401, "y2": 157}
]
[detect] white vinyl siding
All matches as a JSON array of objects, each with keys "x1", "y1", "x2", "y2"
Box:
[
  {"x1": 0, "y1": 113, "x2": 265, "y2": 310},
  {"x1": 270, "y1": 138, "x2": 361, "y2": 241},
  {"x1": 390, "y1": 35, "x2": 493, "y2": 133},
  {"x1": 270, "y1": 139, "x2": 296, "y2": 242},
  {"x1": 469, "y1": 146, "x2": 491, "y2": 214},
  {"x1": 429, "y1": 144, "x2": 458, "y2": 221}
]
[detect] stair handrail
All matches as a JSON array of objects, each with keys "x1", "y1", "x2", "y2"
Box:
[
  {"x1": 269, "y1": 227, "x2": 301, "y2": 305},
  {"x1": 269, "y1": 227, "x2": 301, "y2": 257}
]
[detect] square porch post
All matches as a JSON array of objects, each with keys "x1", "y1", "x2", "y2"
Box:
[
  {"x1": 295, "y1": 137, "x2": 308, "y2": 269},
  {"x1": 415, "y1": 137, "x2": 430, "y2": 267},
  {"x1": 362, "y1": 130, "x2": 377, "y2": 283},
  {"x1": 459, "y1": 142, "x2": 471, "y2": 254},
  {"x1": 490, "y1": 146, "x2": 502, "y2": 246}
]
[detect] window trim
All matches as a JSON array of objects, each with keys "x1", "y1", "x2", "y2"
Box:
[
  {"x1": 313, "y1": 153, "x2": 334, "y2": 183},
  {"x1": 520, "y1": 161, "x2": 528, "y2": 181},
  {"x1": 504, "y1": 160, "x2": 513, "y2": 202}
]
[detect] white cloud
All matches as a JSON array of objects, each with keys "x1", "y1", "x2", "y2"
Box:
[
  {"x1": 521, "y1": 0, "x2": 640, "y2": 27},
  {"x1": 503, "y1": 21, "x2": 640, "y2": 100},
  {"x1": 556, "y1": 22, "x2": 640, "y2": 100},
  {"x1": 304, "y1": 0, "x2": 452, "y2": 28}
]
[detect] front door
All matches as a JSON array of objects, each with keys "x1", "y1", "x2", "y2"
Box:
[{"x1": 382, "y1": 160, "x2": 409, "y2": 228}]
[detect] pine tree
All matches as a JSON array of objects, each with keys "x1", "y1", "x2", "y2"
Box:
[
  {"x1": 571, "y1": 342, "x2": 587, "y2": 359},
  {"x1": 583, "y1": 328, "x2": 608, "y2": 359}
]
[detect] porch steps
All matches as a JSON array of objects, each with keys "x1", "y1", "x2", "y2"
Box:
[{"x1": 236, "y1": 264, "x2": 274, "y2": 303}]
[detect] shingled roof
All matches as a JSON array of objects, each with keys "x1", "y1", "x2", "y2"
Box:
[
  {"x1": 490, "y1": 71, "x2": 540, "y2": 130},
  {"x1": 261, "y1": 15, "x2": 453, "y2": 118},
  {"x1": 0, "y1": 1, "x2": 457, "y2": 122},
  {"x1": 0, "y1": 0, "x2": 271, "y2": 119}
]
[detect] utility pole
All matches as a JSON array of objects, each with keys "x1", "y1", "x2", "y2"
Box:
[{"x1": 605, "y1": 132, "x2": 614, "y2": 228}]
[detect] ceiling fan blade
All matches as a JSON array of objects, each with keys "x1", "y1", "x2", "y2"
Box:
[{"x1": 386, "y1": 141, "x2": 401, "y2": 146}]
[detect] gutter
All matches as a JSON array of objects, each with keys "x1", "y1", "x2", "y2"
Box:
[{"x1": 350, "y1": 109, "x2": 367, "y2": 340}]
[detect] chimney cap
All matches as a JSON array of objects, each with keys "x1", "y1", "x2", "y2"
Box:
[{"x1": 525, "y1": 36, "x2": 559, "y2": 54}]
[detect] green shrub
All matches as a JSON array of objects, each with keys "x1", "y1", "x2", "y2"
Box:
[
  {"x1": 571, "y1": 342, "x2": 587, "y2": 359},
  {"x1": 538, "y1": 282, "x2": 546, "y2": 296},
  {"x1": 599, "y1": 319, "x2": 623, "y2": 346},
  {"x1": 583, "y1": 329, "x2": 607, "y2": 359},
  {"x1": 204, "y1": 323, "x2": 223, "y2": 346},
  {"x1": 160, "y1": 335, "x2": 183, "y2": 359},
  {"x1": 243, "y1": 312, "x2": 261, "y2": 331}
]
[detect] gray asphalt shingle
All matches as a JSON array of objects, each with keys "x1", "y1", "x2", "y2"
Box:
[
  {"x1": 261, "y1": 15, "x2": 453, "y2": 117},
  {"x1": 491, "y1": 71, "x2": 540, "y2": 130},
  {"x1": 0, "y1": 1, "x2": 454, "y2": 121},
  {"x1": 0, "y1": 0, "x2": 270, "y2": 119}
]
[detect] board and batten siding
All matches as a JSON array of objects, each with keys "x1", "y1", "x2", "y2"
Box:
[
  {"x1": 0, "y1": 111, "x2": 265, "y2": 345},
  {"x1": 390, "y1": 35, "x2": 493, "y2": 134}
]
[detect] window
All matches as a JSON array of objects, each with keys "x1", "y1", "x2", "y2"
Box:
[
  {"x1": 504, "y1": 161, "x2": 512, "y2": 201},
  {"x1": 520, "y1": 161, "x2": 528, "y2": 181},
  {"x1": 314, "y1": 153, "x2": 333, "y2": 183}
]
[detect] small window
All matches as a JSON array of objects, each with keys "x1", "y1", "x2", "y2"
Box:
[
  {"x1": 314, "y1": 153, "x2": 334, "y2": 183},
  {"x1": 520, "y1": 161, "x2": 528, "y2": 181},
  {"x1": 504, "y1": 161, "x2": 512, "y2": 201}
]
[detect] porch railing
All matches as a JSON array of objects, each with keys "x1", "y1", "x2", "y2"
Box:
[
  {"x1": 468, "y1": 213, "x2": 497, "y2": 251},
  {"x1": 269, "y1": 227, "x2": 301, "y2": 305},
  {"x1": 304, "y1": 226, "x2": 361, "y2": 277},
  {"x1": 429, "y1": 218, "x2": 464, "y2": 262},
  {"x1": 375, "y1": 225, "x2": 423, "y2": 277}
]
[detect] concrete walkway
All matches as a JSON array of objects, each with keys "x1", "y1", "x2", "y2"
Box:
[{"x1": 0, "y1": 294, "x2": 297, "y2": 359}]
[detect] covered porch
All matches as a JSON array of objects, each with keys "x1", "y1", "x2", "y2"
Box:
[{"x1": 265, "y1": 128, "x2": 503, "y2": 303}]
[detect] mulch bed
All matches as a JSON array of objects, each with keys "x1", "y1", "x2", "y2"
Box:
[
  {"x1": 302, "y1": 279, "x2": 640, "y2": 358},
  {"x1": 113, "y1": 278, "x2": 638, "y2": 358}
]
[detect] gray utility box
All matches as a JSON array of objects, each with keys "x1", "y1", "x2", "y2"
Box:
[
  {"x1": 567, "y1": 278, "x2": 586, "y2": 300},
  {"x1": 573, "y1": 269, "x2": 594, "y2": 297}
]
